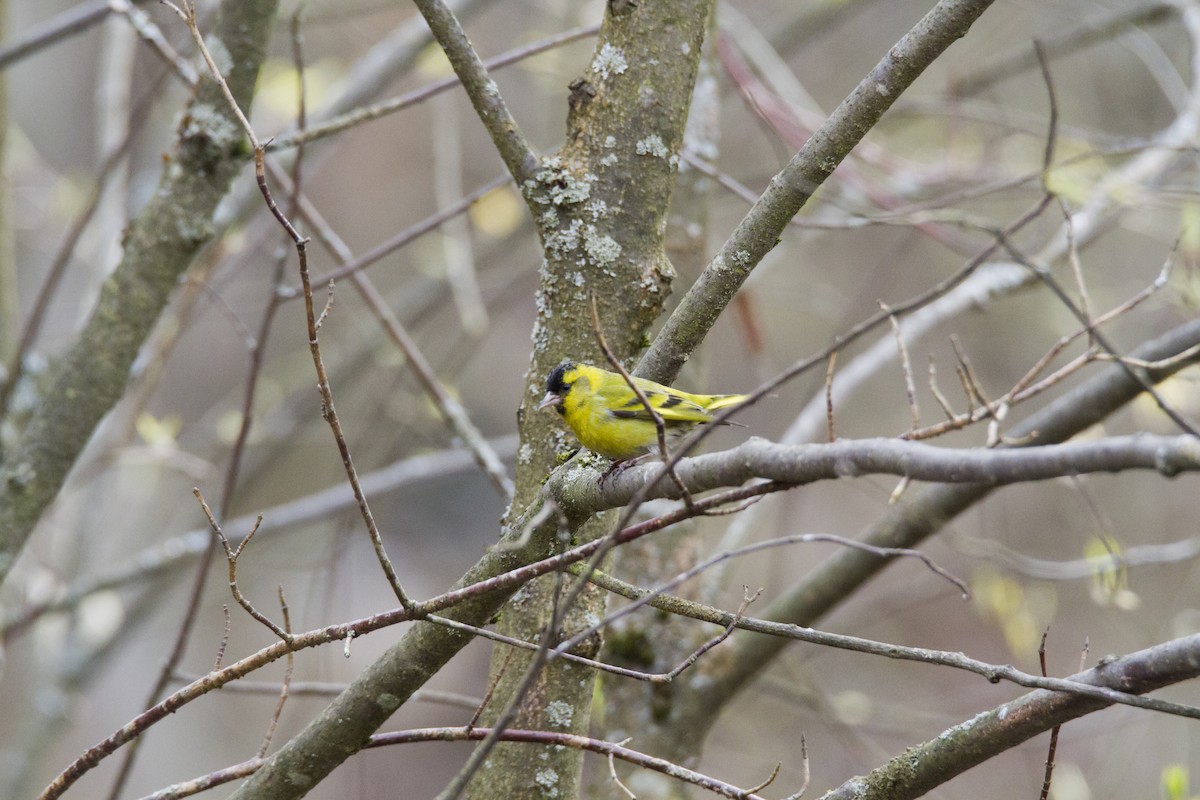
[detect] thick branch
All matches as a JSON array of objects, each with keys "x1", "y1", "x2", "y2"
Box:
[
  {"x1": 221, "y1": 512, "x2": 554, "y2": 800},
  {"x1": 410, "y1": 0, "x2": 539, "y2": 185},
  {"x1": 820, "y1": 634, "x2": 1200, "y2": 800},
  {"x1": 637, "y1": 0, "x2": 996, "y2": 383},
  {"x1": 553, "y1": 434, "x2": 1200, "y2": 512},
  {"x1": 659, "y1": 316, "x2": 1200, "y2": 749},
  {"x1": 485, "y1": 0, "x2": 718, "y2": 796},
  {"x1": 0, "y1": 0, "x2": 279, "y2": 586}
]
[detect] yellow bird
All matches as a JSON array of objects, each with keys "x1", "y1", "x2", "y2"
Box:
[{"x1": 537, "y1": 360, "x2": 748, "y2": 463}]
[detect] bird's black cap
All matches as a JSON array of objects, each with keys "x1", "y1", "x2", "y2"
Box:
[{"x1": 545, "y1": 360, "x2": 576, "y2": 395}]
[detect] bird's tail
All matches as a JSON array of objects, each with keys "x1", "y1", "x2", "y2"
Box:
[{"x1": 703, "y1": 394, "x2": 749, "y2": 412}]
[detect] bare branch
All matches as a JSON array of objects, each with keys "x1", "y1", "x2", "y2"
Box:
[
  {"x1": 819, "y1": 635, "x2": 1200, "y2": 800},
  {"x1": 0, "y1": 0, "x2": 149, "y2": 70},
  {"x1": 139, "y1": 726, "x2": 807, "y2": 800},
  {"x1": 410, "y1": 0, "x2": 539, "y2": 184},
  {"x1": 0, "y1": 0, "x2": 279, "y2": 588},
  {"x1": 193, "y1": 491, "x2": 290, "y2": 643},
  {"x1": 561, "y1": 434, "x2": 1200, "y2": 510},
  {"x1": 639, "y1": 0, "x2": 999, "y2": 382},
  {"x1": 267, "y1": 25, "x2": 599, "y2": 153}
]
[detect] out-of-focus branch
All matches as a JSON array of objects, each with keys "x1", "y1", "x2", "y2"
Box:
[
  {"x1": 954, "y1": 3, "x2": 1176, "y2": 96},
  {"x1": 785, "y1": 0, "x2": 1200, "y2": 445},
  {"x1": 819, "y1": 634, "x2": 1200, "y2": 800},
  {"x1": 410, "y1": 0, "x2": 539, "y2": 185},
  {"x1": 0, "y1": 96, "x2": 142, "y2": 419},
  {"x1": 265, "y1": 162, "x2": 515, "y2": 499},
  {"x1": 0, "y1": 0, "x2": 279, "y2": 588},
  {"x1": 638, "y1": 0, "x2": 997, "y2": 384},
  {"x1": 0, "y1": 0, "x2": 155, "y2": 70},
  {"x1": 661, "y1": 315, "x2": 1200, "y2": 748},
  {"x1": 316, "y1": 0, "x2": 487, "y2": 121},
  {"x1": 0, "y1": 438, "x2": 516, "y2": 643},
  {"x1": 267, "y1": 24, "x2": 599, "y2": 154}
]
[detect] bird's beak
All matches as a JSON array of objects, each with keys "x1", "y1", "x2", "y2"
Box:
[{"x1": 538, "y1": 392, "x2": 561, "y2": 411}]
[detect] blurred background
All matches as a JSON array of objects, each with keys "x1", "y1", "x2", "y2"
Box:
[{"x1": 0, "y1": 0, "x2": 1198, "y2": 797}]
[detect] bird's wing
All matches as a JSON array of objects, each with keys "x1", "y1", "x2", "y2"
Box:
[{"x1": 601, "y1": 381, "x2": 712, "y2": 424}]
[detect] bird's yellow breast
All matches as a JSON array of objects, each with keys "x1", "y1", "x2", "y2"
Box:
[{"x1": 561, "y1": 372, "x2": 661, "y2": 461}]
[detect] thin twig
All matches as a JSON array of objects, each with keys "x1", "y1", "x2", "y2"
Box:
[
  {"x1": 214, "y1": 606, "x2": 231, "y2": 670},
  {"x1": 1034, "y1": 39, "x2": 1060, "y2": 185},
  {"x1": 1059, "y1": 199, "x2": 1093, "y2": 347},
  {"x1": 745, "y1": 762, "x2": 782, "y2": 796},
  {"x1": 927, "y1": 359, "x2": 956, "y2": 420},
  {"x1": 608, "y1": 738, "x2": 637, "y2": 799},
  {"x1": 169, "y1": 674, "x2": 482, "y2": 707},
  {"x1": 660, "y1": 587, "x2": 761, "y2": 681},
  {"x1": 1038, "y1": 627, "x2": 1060, "y2": 800},
  {"x1": 387, "y1": 727, "x2": 790, "y2": 800},
  {"x1": 950, "y1": 336, "x2": 991, "y2": 411},
  {"x1": 467, "y1": 646, "x2": 515, "y2": 732},
  {"x1": 954, "y1": 362, "x2": 975, "y2": 418},
  {"x1": 266, "y1": 25, "x2": 600, "y2": 153},
  {"x1": 162, "y1": 1, "x2": 260, "y2": 146},
  {"x1": 888, "y1": 475, "x2": 912, "y2": 505},
  {"x1": 266, "y1": 160, "x2": 514, "y2": 499},
  {"x1": 950, "y1": 336, "x2": 1008, "y2": 445},
  {"x1": 258, "y1": 586, "x2": 294, "y2": 757},
  {"x1": 557, "y1": 528, "x2": 968, "y2": 659},
  {"x1": 589, "y1": 293, "x2": 694, "y2": 509},
  {"x1": 825, "y1": 351, "x2": 837, "y2": 443},
  {"x1": 777, "y1": 734, "x2": 810, "y2": 800},
  {"x1": 187, "y1": 47, "x2": 415, "y2": 607},
  {"x1": 194, "y1": 490, "x2": 291, "y2": 643},
  {"x1": 138, "y1": 726, "x2": 794, "y2": 800},
  {"x1": 885, "y1": 305, "x2": 920, "y2": 431}
]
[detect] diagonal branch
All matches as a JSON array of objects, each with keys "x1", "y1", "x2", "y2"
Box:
[
  {"x1": 819, "y1": 634, "x2": 1200, "y2": 800},
  {"x1": 0, "y1": 0, "x2": 280, "y2": 589},
  {"x1": 263, "y1": 161, "x2": 514, "y2": 498},
  {"x1": 411, "y1": 0, "x2": 540, "y2": 185},
  {"x1": 638, "y1": 0, "x2": 997, "y2": 383},
  {"x1": 660, "y1": 315, "x2": 1200, "y2": 748}
]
